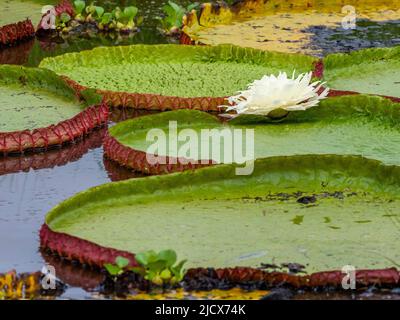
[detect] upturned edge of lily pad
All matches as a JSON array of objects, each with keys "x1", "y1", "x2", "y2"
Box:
[
  {"x1": 39, "y1": 220, "x2": 400, "y2": 289},
  {"x1": 39, "y1": 153, "x2": 400, "y2": 288},
  {"x1": 62, "y1": 76, "x2": 226, "y2": 112},
  {"x1": 0, "y1": 103, "x2": 108, "y2": 154},
  {"x1": 0, "y1": 65, "x2": 109, "y2": 154},
  {"x1": 0, "y1": 127, "x2": 105, "y2": 175},
  {"x1": 103, "y1": 94, "x2": 400, "y2": 174},
  {"x1": 0, "y1": 19, "x2": 35, "y2": 47}
]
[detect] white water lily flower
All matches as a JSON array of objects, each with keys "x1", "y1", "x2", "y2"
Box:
[{"x1": 222, "y1": 72, "x2": 330, "y2": 117}]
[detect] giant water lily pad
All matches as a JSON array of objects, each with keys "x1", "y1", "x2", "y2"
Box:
[
  {"x1": 0, "y1": 0, "x2": 53, "y2": 26},
  {"x1": 0, "y1": 65, "x2": 108, "y2": 153},
  {"x1": 104, "y1": 95, "x2": 400, "y2": 174},
  {"x1": 323, "y1": 46, "x2": 400, "y2": 98},
  {"x1": 43, "y1": 155, "x2": 400, "y2": 272},
  {"x1": 0, "y1": 65, "x2": 83, "y2": 132},
  {"x1": 39, "y1": 44, "x2": 317, "y2": 110}
]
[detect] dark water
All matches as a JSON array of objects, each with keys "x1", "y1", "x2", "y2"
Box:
[{"x1": 1, "y1": 1, "x2": 400, "y2": 299}]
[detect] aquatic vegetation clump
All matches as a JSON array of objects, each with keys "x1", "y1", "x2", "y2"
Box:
[
  {"x1": 37, "y1": 0, "x2": 141, "y2": 36},
  {"x1": 105, "y1": 250, "x2": 187, "y2": 287},
  {"x1": 157, "y1": 1, "x2": 200, "y2": 36}
]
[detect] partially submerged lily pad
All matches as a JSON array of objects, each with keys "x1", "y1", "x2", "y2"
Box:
[
  {"x1": 0, "y1": 65, "x2": 83, "y2": 132},
  {"x1": 104, "y1": 95, "x2": 400, "y2": 174},
  {"x1": 0, "y1": 0, "x2": 53, "y2": 26},
  {"x1": 39, "y1": 44, "x2": 317, "y2": 110},
  {"x1": 323, "y1": 46, "x2": 400, "y2": 98},
  {"x1": 43, "y1": 155, "x2": 400, "y2": 272},
  {"x1": 0, "y1": 65, "x2": 108, "y2": 153}
]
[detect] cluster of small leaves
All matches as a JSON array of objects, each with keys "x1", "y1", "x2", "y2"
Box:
[
  {"x1": 55, "y1": 1, "x2": 142, "y2": 33},
  {"x1": 156, "y1": 1, "x2": 199, "y2": 34},
  {"x1": 104, "y1": 250, "x2": 187, "y2": 286},
  {"x1": 104, "y1": 256, "x2": 131, "y2": 277}
]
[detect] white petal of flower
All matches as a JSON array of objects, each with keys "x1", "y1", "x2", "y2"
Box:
[{"x1": 221, "y1": 72, "x2": 330, "y2": 117}]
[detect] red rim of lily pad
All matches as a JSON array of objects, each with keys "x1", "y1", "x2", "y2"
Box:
[
  {"x1": 39, "y1": 224, "x2": 400, "y2": 288},
  {"x1": 103, "y1": 93, "x2": 400, "y2": 175},
  {"x1": 62, "y1": 53, "x2": 400, "y2": 109},
  {"x1": 103, "y1": 131, "x2": 214, "y2": 175},
  {"x1": 0, "y1": 127, "x2": 105, "y2": 175},
  {"x1": 0, "y1": 19, "x2": 35, "y2": 47},
  {"x1": 62, "y1": 76, "x2": 227, "y2": 112},
  {"x1": 0, "y1": 103, "x2": 108, "y2": 155}
]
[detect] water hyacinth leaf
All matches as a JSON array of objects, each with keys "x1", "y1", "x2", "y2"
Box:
[
  {"x1": 135, "y1": 250, "x2": 157, "y2": 266},
  {"x1": 74, "y1": 0, "x2": 86, "y2": 14},
  {"x1": 116, "y1": 256, "x2": 130, "y2": 269},
  {"x1": 171, "y1": 260, "x2": 187, "y2": 279},
  {"x1": 101, "y1": 12, "x2": 113, "y2": 24},
  {"x1": 169, "y1": 1, "x2": 183, "y2": 14},
  {"x1": 158, "y1": 249, "x2": 177, "y2": 266},
  {"x1": 60, "y1": 12, "x2": 71, "y2": 24},
  {"x1": 85, "y1": 3, "x2": 96, "y2": 15},
  {"x1": 187, "y1": 2, "x2": 200, "y2": 12},
  {"x1": 94, "y1": 6, "x2": 105, "y2": 18},
  {"x1": 104, "y1": 264, "x2": 122, "y2": 276},
  {"x1": 124, "y1": 6, "x2": 138, "y2": 20}
]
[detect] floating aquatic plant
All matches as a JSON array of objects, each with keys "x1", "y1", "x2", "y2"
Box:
[
  {"x1": 131, "y1": 250, "x2": 187, "y2": 286},
  {"x1": 222, "y1": 72, "x2": 329, "y2": 119},
  {"x1": 157, "y1": 1, "x2": 200, "y2": 35},
  {"x1": 104, "y1": 256, "x2": 130, "y2": 278},
  {"x1": 104, "y1": 250, "x2": 187, "y2": 286},
  {"x1": 73, "y1": 0, "x2": 85, "y2": 21},
  {"x1": 39, "y1": 0, "x2": 140, "y2": 35}
]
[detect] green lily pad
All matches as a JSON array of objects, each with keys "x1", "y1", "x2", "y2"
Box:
[
  {"x1": 46, "y1": 155, "x2": 400, "y2": 272},
  {"x1": 323, "y1": 46, "x2": 400, "y2": 98},
  {"x1": 109, "y1": 95, "x2": 400, "y2": 167},
  {"x1": 39, "y1": 44, "x2": 317, "y2": 98},
  {"x1": 0, "y1": 65, "x2": 84, "y2": 132},
  {"x1": 0, "y1": 0, "x2": 55, "y2": 26}
]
